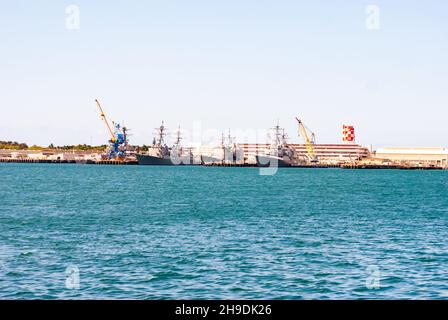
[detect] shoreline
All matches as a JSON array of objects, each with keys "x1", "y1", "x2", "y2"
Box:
[{"x1": 1, "y1": 157, "x2": 446, "y2": 170}]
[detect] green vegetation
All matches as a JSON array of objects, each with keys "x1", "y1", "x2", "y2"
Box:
[
  {"x1": 0, "y1": 141, "x2": 107, "y2": 152},
  {"x1": 1, "y1": 141, "x2": 150, "y2": 152},
  {"x1": 53, "y1": 144, "x2": 107, "y2": 151},
  {"x1": 28, "y1": 145, "x2": 44, "y2": 150},
  {"x1": 0, "y1": 141, "x2": 28, "y2": 150}
]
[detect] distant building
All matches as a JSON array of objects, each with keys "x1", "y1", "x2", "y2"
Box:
[
  {"x1": 241, "y1": 143, "x2": 370, "y2": 164},
  {"x1": 373, "y1": 147, "x2": 448, "y2": 167}
]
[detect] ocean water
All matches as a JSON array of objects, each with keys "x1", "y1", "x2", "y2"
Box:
[{"x1": 0, "y1": 163, "x2": 447, "y2": 300}]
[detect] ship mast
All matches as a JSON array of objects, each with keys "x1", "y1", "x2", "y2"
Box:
[
  {"x1": 270, "y1": 121, "x2": 283, "y2": 150},
  {"x1": 227, "y1": 129, "x2": 237, "y2": 162},
  {"x1": 221, "y1": 132, "x2": 225, "y2": 148},
  {"x1": 174, "y1": 125, "x2": 182, "y2": 147},
  {"x1": 155, "y1": 121, "x2": 167, "y2": 146},
  {"x1": 281, "y1": 129, "x2": 288, "y2": 146},
  {"x1": 227, "y1": 129, "x2": 233, "y2": 145}
]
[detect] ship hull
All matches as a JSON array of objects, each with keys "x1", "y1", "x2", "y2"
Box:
[
  {"x1": 256, "y1": 155, "x2": 291, "y2": 167},
  {"x1": 201, "y1": 155, "x2": 222, "y2": 165},
  {"x1": 136, "y1": 154, "x2": 199, "y2": 166},
  {"x1": 136, "y1": 154, "x2": 175, "y2": 166},
  {"x1": 75, "y1": 159, "x2": 95, "y2": 164}
]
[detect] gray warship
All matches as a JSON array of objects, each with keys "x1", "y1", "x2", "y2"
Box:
[
  {"x1": 136, "y1": 122, "x2": 196, "y2": 166},
  {"x1": 256, "y1": 123, "x2": 296, "y2": 167},
  {"x1": 201, "y1": 130, "x2": 244, "y2": 165}
]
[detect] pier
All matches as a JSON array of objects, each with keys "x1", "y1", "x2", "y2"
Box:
[
  {"x1": 1, "y1": 157, "x2": 445, "y2": 170},
  {"x1": 93, "y1": 160, "x2": 138, "y2": 165},
  {"x1": 0, "y1": 158, "x2": 76, "y2": 164},
  {"x1": 340, "y1": 163, "x2": 446, "y2": 170},
  {"x1": 0, "y1": 158, "x2": 137, "y2": 165},
  {"x1": 202, "y1": 162, "x2": 257, "y2": 167}
]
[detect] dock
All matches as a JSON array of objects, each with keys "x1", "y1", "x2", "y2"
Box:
[
  {"x1": 1, "y1": 157, "x2": 446, "y2": 169},
  {"x1": 0, "y1": 158, "x2": 76, "y2": 164},
  {"x1": 92, "y1": 160, "x2": 138, "y2": 165},
  {"x1": 0, "y1": 158, "x2": 138, "y2": 165},
  {"x1": 202, "y1": 162, "x2": 257, "y2": 167},
  {"x1": 340, "y1": 163, "x2": 446, "y2": 170}
]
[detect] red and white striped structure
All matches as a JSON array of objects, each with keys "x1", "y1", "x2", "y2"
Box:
[{"x1": 342, "y1": 125, "x2": 355, "y2": 143}]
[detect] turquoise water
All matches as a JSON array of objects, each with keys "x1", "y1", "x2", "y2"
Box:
[{"x1": 0, "y1": 163, "x2": 447, "y2": 299}]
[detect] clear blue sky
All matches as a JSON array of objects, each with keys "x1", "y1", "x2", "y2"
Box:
[{"x1": 0, "y1": 0, "x2": 447, "y2": 147}]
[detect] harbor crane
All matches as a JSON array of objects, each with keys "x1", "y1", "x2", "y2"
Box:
[
  {"x1": 295, "y1": 117, "x2": 319, "y2": 163},
  {"x1": 94, "y1": 99, "x2": 128, "y2": 160},
  {"x1": 95, "y1": 99, "x2": 116, "y2": 143}
]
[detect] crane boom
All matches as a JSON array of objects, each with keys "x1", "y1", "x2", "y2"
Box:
[
  {"x1": 95, "y1": 99, "x2": 116, "y2": 142},
  {"x1": 295, "y1": 117, "x2": 318, "y2": 163}
]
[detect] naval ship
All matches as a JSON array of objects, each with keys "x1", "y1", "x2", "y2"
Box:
[
  {"x1": 201, "y1": 130, "x2": 244, "y2": 165},
  {"x1": 136, "y1": 122, "x2": 196, "y2": 166},
  {"x1": 256, "y1": 123, "x2": 296, "y2": 167}
]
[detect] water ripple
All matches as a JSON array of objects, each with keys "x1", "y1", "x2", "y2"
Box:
[{"x1": 0, "y1": 164, "x2": 447, "y2": 299}]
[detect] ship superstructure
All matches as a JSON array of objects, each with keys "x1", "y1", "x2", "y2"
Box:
[
  {"x1": 256, "y1": 122, "x2": 296, "y2": 167},
  {"x1": 201, "y1": 130, "x2": 244, "y2": 165},
  {"x1": 136, "y1": 122, "x2": 197, "y2": 165}
]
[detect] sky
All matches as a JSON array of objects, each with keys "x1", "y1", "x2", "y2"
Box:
[{"x1": 0, "y1": 0, "x2": 447, "y2": 148}]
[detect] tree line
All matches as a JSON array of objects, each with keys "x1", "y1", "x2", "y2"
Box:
[
  {"x1": 0, "y1": 141, "x2": 29, "y2": 150},
  {"x1": 0, "y1": 141, "x2": 154, "y2": 152},
  {"x1": 0, "y1": 141, "x2": 107, "y2": 151}
]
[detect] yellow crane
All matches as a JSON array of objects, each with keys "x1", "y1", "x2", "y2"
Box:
[
  {"x1": 95, "y1": 99, "x2": 116, "y2": 142},
  {"x1": 295, "y1": 117, "x2": 318, "y2": 163}
]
